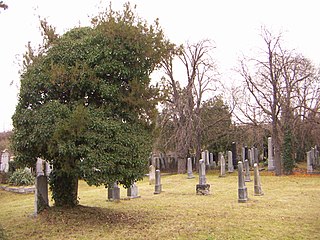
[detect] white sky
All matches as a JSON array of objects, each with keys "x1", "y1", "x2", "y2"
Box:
[{"x1": 1, "y1": 0, "x2": 320, "y2": 131}]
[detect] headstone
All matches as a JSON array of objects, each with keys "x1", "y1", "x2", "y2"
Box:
[
  {"x1": 242, "y1": 147, "x2": 246, "y2": 162},
  {"x1": 254, "y1": 147, "x2": 259, "y2": 165},
  {"x1": 307, "y1": 151, "x2": 313, "y2": 174},
  {"x1": 268, "y1": 137, "x2": 275, "y2": 171},
  {"x1": 254, "y1": 163, "x2": 264, "y2": 196},
  {"x1": 196, "y1": 159, "x2": 210, "y2": 195},
  {"x1": 232, "y1": 142, "x2": 237, "y2": 169},
  {"x1": 238, "y1": 161, "x2": 248, "y2": 203},
  {"x1": 244, "y1": 159, "x2": 251, "y2": 182},
  {"x1": 209, "y1": 153, "x2": 214, "y2": 167},
  {"x1": 108, "y1": 182, "x2": 120, "y2": 202},
  {"x1": 127, "y1": 182, "x2": 140, "y2": 199},
  {"x1": 227, "y1": 151, "x2": 234, "y2": 173},
  {"x1": 244, "y1": 146, "x2": 249, "y2": 162},
  {"x1": 149, "y1": 165, "x2": 155, "y2": 185},
  {"x1": 34, "y1": 175, "x2": 49, "y2": 215},
  {"x1": 0, "y1": 149, "x2": 10, "y2": 173},
  {"x1": 205, "y1": 150, "x2": 210, "y2": 166},
  {"x1": 187, "y1": 157, "x2": 195, "y2": 179},
  {"x1": 154, "y1": 169, "x2": 162, "y2": 194},
  {"x1": 219, "y1": 155, "x2": 226, "y2": 177},
  {"x1": 248, "y1": 149, "x2": 253, "y2": 167}
]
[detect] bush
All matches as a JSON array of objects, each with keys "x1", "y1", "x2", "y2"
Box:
[
  {"x1": 0, "y1": 172, "x2": 9, "y2": 184},
  {"x1": 8, "y1": 169, "x2": 34, "y2": 186}
]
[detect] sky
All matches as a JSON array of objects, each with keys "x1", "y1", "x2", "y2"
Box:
[{"x1": 1, "y1": 0, "x2": 320, "y2": 131}]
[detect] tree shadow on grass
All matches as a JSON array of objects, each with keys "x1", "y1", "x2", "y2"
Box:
[{"x1": 38, "y1": 205, "x2": 151, "y2": 229}]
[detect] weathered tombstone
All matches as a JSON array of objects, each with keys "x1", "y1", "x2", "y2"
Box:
[
  {"x1": 219, "y1": 155, "x2": 226, "y2": 177},
  {"x1": 108, "y1": 182, "x2": 120, "y2": 202},
  {"x1": 149, "y1": 165, "x2": 155, "y2": 185},
  {"x1": 244, "y1": 146, "x2": 248, "y2": 162},
  {"x1": 244, "y1": 159, "x2": 251, "y2": 182},
  {"x1": 196, "y1": 159, "x2": 210, "y2": 195},
  {"x1": 187, "y1": 157, "x2": 195, "y2": 179},
  {"x1": 254, "y1": 163, "x2": 264, "y2": 196},
  {"x1": 34, "y1": 175, "x2": 49, "y2": 215},
  {"x1": 248, "y1": 148, "x2": 253, "y2": 167},
  {"x1": 227, "y1": 151, "x2": 234, "y2": 173},
  {"x1": 205, "y1": 150, "x2": 210, "y2": 166},
  {"x1": 0, "y1": 149, "x2": 10, "y2": 172},
  {"x1": 127, "y1": 182, "x2": 140, "y2": 199},
  {"x1": 232, "y1": 142, "x2": 237, "y2": 169},
  {"x1": 209, "y1": 153, "x2": 214, "y2": 167},
  {"x1": 154, "y1": 169, "x2": 162, "y2": 194},
  {"x1": 242, "y1": 147, "x2": 246, "y2": 162},
  {"x1": 238, "y1": 161, "x2": 248, "y2": 203},
  {"x1": 307, "y1": 151, "x2": 313, "y2": 174},
  {"x1": 212, "y1": 160, "x2": 217, "y2": 169},
  {"x1": 269, "y1": 144, "x2": 274, "y2": 167}
]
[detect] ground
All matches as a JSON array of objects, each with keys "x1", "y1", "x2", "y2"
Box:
[{"x1": 0, "y1": 166, "x2": 319, "y2": 240}]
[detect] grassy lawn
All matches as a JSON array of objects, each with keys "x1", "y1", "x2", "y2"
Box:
[{"x1": 0, "y1": 169, "x2": 319, "y2": 240}]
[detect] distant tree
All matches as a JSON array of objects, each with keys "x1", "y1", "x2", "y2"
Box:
[
  {"x1": 237, "y1": 27, "x2": 319, "y2": 175},
  {"x1": 158, "y1": 39, "x2": 218, "y2": 172},
  {"x1": 12, "y1": 3, "x2": 170, "y2": 207}
]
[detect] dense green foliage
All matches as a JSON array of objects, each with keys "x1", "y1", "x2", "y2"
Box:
[
  {"x1": 12, "y1": 4, "x2": 170, "y2": 206},
  {"x1": 8, "y1": 169, "x2": 34, "y2": 186},
  {"x1": 283, "y1": 127, "x2": 294, "y2": 174}
]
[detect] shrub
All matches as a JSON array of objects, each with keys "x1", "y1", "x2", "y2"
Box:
[
  {"x1": 8, "y1": 169, "x2": 34, "y2": 186},
  {"x1": 0, "y1": 172, "x2": 9, "y2": 184}
]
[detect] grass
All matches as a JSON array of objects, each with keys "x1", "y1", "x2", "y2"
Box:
[{"x1": 0, "y1": 169, "x2": 319, "y2": 240}]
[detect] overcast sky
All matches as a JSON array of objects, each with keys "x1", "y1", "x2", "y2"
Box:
[{"x1": 1, "y1": 0, "x2": 320, "y2": 131}]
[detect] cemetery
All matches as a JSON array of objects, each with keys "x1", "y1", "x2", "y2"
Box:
[{"x1": 1, "y1": 2, "x2": 320, "y2": 240}]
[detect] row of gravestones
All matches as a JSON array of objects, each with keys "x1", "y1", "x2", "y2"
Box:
[
  {"x1": 195, "y1": 159, "x2": 263, "y2": 202},
  {"x1": 307, "y1": 146, "x2": 320, "y2": 173}
]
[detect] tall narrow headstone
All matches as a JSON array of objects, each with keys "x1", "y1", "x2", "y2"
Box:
[
  {"x1": 34, "y1": 175, "x2": 49, "y2": 215},
  {"x1": 244, "y1": 159, "x2": 251, "y2": 182},
  {"x1": 238, "y1": 161, "x2": 248, "y2": 203},
  {"x1": 108, "y1": 182, "x2": 120, "y2": 202},
  {"x1": 268, "y1": 137, "x2": 275, "y2": 171},
  {"x1": 187, "y1": 157, "x2": 195, "y2": 179},
  {"x1": 232, "y1": 142, "x2": 237, "y2": 169},
  {"x1": 244, "y1": 146, "x2": 248, "y2": 162},
  {"x1": 254, "y1": 163, "x2": 264, "y2": 196},
  {"x1": 127, "y1": 182, "x2": 140, "y2": 199},
  {"x1": 307, "y1": 151, "x2": 313, "y2": 174},
  {"x1": 154, "y1": 169, "x2": 162, "y2": 194},
  {"x1": 248, "y1": 149, "x2": 253, "y2": 167},
  {"x1": 209, "y1": 153, "x2": 214, "y2": 167},
  {"x1": 196, "y1": 159, "x2": 210, "y2": 195},
  {"x1": 242, "y1": 147, "x2": 246, "y2": 162},
  {"x1": 219, "y1": 155, "x2": 226, "y2": 177},
  {"x1": 228, "y1": 151, "x2": 234, "y2": 173},
  {"x1": 149, "y1": 165, "x2": 155, "y2": 185}
]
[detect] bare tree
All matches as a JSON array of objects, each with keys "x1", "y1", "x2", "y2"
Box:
[
  {"x1": 237, "y1": 27, "x2": 318, "y2": 175},
  {"x1": 158, "y1": 39, "x2": 218, "y2": 173}
]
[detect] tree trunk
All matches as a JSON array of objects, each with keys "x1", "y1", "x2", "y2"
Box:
[
  {"x1": 177, "y1": 157, "x2": 187, "y2": 174},
  {"x1": 49, "y1": 168, "x2": 79, "y2": 207}
]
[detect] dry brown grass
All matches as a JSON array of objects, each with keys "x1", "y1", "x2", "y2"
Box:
[{"x1": 0, "y1": 169, "x2": 319, "y2": 240}]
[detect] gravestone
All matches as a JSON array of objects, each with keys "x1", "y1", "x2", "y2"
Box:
[
  {"x1": 127, "y1": 182, "x2": 140, "y2": 199},
  {"x1": 307, "y1": 151, "x2": 313, "y2": 174},
  {"x1": 254, "y1": 163, "x2": 264, "y2": 196},
  {"x1": 228, "y1": 151, "x2": 234, "y2": 173},
  {"x1": 244, "y1": 146, "x2": 248, "y2": 162},
  {"x1": 154, "y1": 169, "x2": 162, "y2": 194},
  {"x1": 187, "y1": 157, "x2": 195, "y2": 179},
  {"x1": 219, "y1": 155, "x2": 226, "y2": 177},
  {"x1": 209, "y1": 153, "x2": 214, "y2": 168},
  {"x1": 0, "y1": 149, "x2": 10, "y2": 173},
  {"x1": 108, "y1": 182, "x2": 120, "y2": 202},
  {"x1": 267, "y1": 137, "x2": 275, "y2": 171},
  {"x1": 232, "y1": 142, "x2": 237, "y2": 169},
  {"x1": 242, "y1": 147, "x2": 246, "y2": 162},
  {"x1": 244, "y1": 159, "x2": 251, "y2": 182},
  {"x1": 238, "y1": 161, "x2": 248, "y2": 203},
  {"x1": 149, "y1": 165, "x2": 155, "y2": 185},
  {"x1": 196, "y1": 159, "x2": 210, "y2": 195},
  {"x1": 34, "y1": 175, "x2": 49, "y2": 215}
]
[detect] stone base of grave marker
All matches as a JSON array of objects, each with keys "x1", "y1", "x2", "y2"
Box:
[
  {"x1": 127, "y1": 183, "x2": 141, "y2": 199},
  {"x1": 238, "y1": 187, "x2": 248, "y2": 203},
  {"x1": 196, "y1": 184, "x2": 210, "y2": 195},
  {"x1": 107, "y1": 184, "x2": 120, "y2": 202},
  {"x1": 154, "y1": 184, "x2": 162, "y2": 194}
]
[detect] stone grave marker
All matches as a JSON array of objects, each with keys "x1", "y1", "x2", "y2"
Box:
[
  {"x1": 187, "y1": 157, "x2": 195, "y2": 179},
  {"x1": 219, "y1": 155, "x2": 226, "y2": 177},
  {"x1": 149, "y1": 165, "x2": 155, "y2": 185},
  {"x1": 107, "y1": 182, "x2": 120, "y2": 202},
  {"x1": 244, "y1": 159, "x2": 251, "y2": 182},
  {"x1": 227, "y1": 151, "x2": 234, "y2": 173},
  {"x1": 238, "y1": 161, "x2": 248, "y2": 203},
  {"x1": 127, "y1": 182, "x2": 140, "y2": 199},
  {"x1": 254, "y1": 163, "x2": 264, "y2": 196},
  {"x1": 196, "y1": 159, "x2": 210, "y2": 195},
  {"x1": 154, "y1": 169, "x2": 162, "y2": 194}
]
